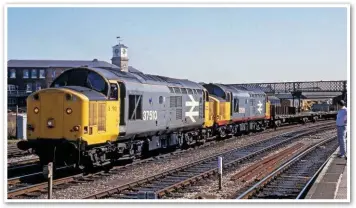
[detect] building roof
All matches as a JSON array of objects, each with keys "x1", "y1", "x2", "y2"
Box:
[
  {"x1": 7, "y1": 59, "x2": 144, "y2": 74},
  {"x1": 112, "y1": 44, "x2": 128, "y2": 49},
  {"x1": 7, "y1": 59, "x2": 120, "y2": 69}
]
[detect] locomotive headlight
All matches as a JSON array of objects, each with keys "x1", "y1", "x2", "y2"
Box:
[
  {"x1": 47, "y1": 118, "x2": 55, "y2": 128},
  {"x1": 66, "y1": 108, "x2": 73, "y2": 114},
  {"x1": 34, "y1": 107, "x2": 39, "y2": 114}
]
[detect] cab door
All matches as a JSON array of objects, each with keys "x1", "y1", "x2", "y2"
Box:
[
  {"x1": 203, "y1": 90, "x2": 214, "y2": 128},
  {"x1": 107, "y1": 82, "x2": 120, "y2": 137},
  {"x1": 117, "y1": 82, "x2": 126, "y2": 126}
]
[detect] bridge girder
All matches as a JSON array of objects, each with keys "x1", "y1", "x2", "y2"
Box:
[{"x1": 229, "y1": 80, "x2": 347, "y2": 94}]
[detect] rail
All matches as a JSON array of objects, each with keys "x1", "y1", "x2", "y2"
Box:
[
  {"x1": 82, "y1": 123, "x2": 334, "y2": 199},
  {"x1": 235, "y1": 136, "x2": 338, "y2": 199}
]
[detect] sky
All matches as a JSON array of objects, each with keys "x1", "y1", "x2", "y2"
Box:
[{"x1": 7, "y1": 7, "x2": 348, "y2": 84}]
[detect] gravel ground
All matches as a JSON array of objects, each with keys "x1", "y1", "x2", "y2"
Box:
[
  {"x1": 7, "y1": 154, "x2": 38, "y2": 164},
  {"x1": 30, "y1": 122, "x2": 333, "y2": 199},
  {"x1": 165, "y1": 129, "x2": 337, "y2": 199}
]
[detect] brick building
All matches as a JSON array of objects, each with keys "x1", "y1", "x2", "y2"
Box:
[
  {"x1": 7, "y1": 41, "x2": 133, "y2": 110},
  {"x1": 7, "y1": 59, "x2": 120, "y2": 110}
]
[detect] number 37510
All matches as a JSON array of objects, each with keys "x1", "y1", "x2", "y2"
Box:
[{"x1": 143, "y1": 110, "x2": 158, "y2": 120}]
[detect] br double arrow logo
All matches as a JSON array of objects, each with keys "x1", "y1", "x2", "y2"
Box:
[
  {"x1": 185, "y1": 95, "x2": 199, "y2": 122},
  {"x1": 257, "y1": 100, "x2": 263, "y2": 114}
]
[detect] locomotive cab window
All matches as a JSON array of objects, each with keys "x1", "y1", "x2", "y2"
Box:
[
  {"x1": 233, "y1": 98, "x2": 239, "y2": 113},
  {"x1": 51, "y1": 69, "x2": 109, "y2": 96},
  {"x1": 86, "y1": 72, "x2": 107, "y2": 94},
  {"x1": 109, "y1": 83, "x2": 119, "y2": 100}
]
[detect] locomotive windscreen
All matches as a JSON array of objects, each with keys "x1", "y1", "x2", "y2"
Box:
[
  {"x1": 51, "y1": 68, "x2": 109, "y2": 96},
  {"x1": 203, "y1": 84, "x2": 226, "y2": 99}
]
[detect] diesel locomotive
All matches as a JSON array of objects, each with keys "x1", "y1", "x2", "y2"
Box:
[{"x1": 17, "y1": 66, "x2": 329, "y2": 169}]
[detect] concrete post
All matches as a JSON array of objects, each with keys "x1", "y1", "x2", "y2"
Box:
[{"x1": 218, "y1": 157, "x2": 222, "y2": 190}]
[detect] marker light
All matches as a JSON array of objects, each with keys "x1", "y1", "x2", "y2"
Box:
[
  {"x1": 34, "y1": 107, "x2": 39, "y2": 114},
  {"x1": 47, "y1": 118, "x2": 54, "y2": 128},
  {"x1": 66, "y1": 108, "x2": 73, "y2": 114}
]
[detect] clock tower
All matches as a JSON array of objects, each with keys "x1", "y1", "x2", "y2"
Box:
[{"x1": 111, "y1": 40, "x2": 129, "y2": 72}]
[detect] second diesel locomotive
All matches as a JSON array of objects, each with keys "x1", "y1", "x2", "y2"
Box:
[{"x1": 18, "y1": 66, "x2": 331, "y2": 169}]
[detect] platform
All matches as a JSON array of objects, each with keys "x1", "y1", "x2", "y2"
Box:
[{"x1": 305, "y1": 148, "x2": 347, "y2": 199}]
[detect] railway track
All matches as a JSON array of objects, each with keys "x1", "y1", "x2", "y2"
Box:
[
  {"x1": 8, "y1": 160, "x2": 42, "y2": 179},
  {"x1": 8, "y1": 174, "x2": 82, "y2": 198},
  {"x1": 8, "y1": 145, "x2": 33, "y2": 158},
  {"x1": 8, "y1": 164, "x2": 79, "y2": 198},
  {"x1": 229, "y1": 142, "x2": 307, "y2": 183},
  {"x1": 82, "y1": 123, "x2": 334, "y2": 199},
  {"x1": 235, "y1": 136, "x2": 338, "y2": 199},
  {"x1": 8, "y1": 158, "x2": 39, "y2": 167},
  {"x1": 7, "y1": 121, "x2": 334, "y2": 199}
]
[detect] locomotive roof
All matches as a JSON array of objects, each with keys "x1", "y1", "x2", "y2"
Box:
[
  {"x1": 217, "y1": 84, "x2": 250, "y2": 97},
  {"x1": 225, "y1": 84, "x2": 266, "y2": 96},
  {"x1": 238, "y1": 85, "x2": 266, "y2": 94},
  {"x1": 267, "y1": 95, "x2": 280, "y2": 101},
  {"x1": 71, "y1": 67, "x2": 204, "y2": 90},
  {"x1": 62, "y1": 86, "x2": 108, "y2": 100}
]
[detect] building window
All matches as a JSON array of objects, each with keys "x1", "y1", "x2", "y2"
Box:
[
  {"x1": 8, "y1": 85, "x2": 13, "y2": 91},
  {"x1": 128, "y1": 95, "x2": 142, "y2": 120},
  {"x1": 36, "y1": 83, "x2": 41, "y2": 91},
  {"x1": 39, "y1": 69, "x2": 45, "y2": 78},
  {"x1": 31, "y1": 69, "x2": 37, "y2": 78},
  {"x1": 23, "y1": 69, "x2": 29, "y2": 79},
  {"x1": 8, "y1": 98, "x2": 17, "y2": 105},
  {"x1": 10, "y1": 69, "x2": 16, "y2": 78},
  {"x1": 52, "y1": 70, "x2": 56, "y2": 78},
  {"x1": 26, "y1": 83, "x2": 32, "y2": 92}
]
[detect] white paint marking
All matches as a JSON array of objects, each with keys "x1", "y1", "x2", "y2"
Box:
[
  {"x1": 257, "y1": 100, "x2": 263, "y2": 114},
  {"x1": 185, "y1": 94, "x2": 199, "y2": 122}
]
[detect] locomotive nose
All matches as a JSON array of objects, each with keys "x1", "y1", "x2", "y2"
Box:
[{"x1": 38, "y1": 91, "x2": 66, "y2": 138}]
